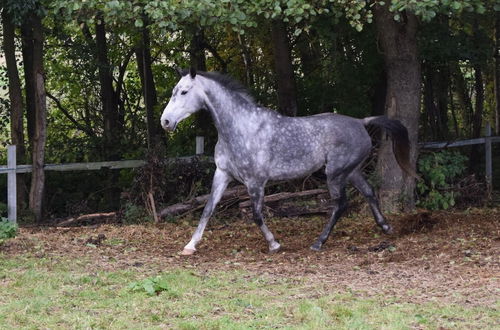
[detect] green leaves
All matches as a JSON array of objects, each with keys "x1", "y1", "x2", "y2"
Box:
[
  {"x1": 417, "y1": 151, "x2": 468, "y2": 210},
  {"x1": 128, "y1": 275, "x2": 180, "y2": 297},
  {"x1": 0, "y1": 218, "x2": 18, "y2": 244}
]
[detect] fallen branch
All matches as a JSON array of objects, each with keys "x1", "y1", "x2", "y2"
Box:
[
  {"x1": 274, "y1": 206, "x2": 332, "y2": 217},
  {"x1": 56, "y1": 212, "x2": 116, "y2": 227},
  {"x1": 159, "y1": 185, "x2": 248, "y2": 218},
  {"x1": 238, "y1": 189, "x2": 328, "y2": 208},
  {"x1": 159, "y1": 187, "x2": 329, "y2": 219}
]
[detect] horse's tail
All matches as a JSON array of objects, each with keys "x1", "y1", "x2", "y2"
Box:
[{"x1": 362, "y1": 116, "x2": 418, "y2": 178}]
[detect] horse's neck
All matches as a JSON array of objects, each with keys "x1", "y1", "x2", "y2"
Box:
[{"x1": 202, "y1": 79, "x2": 269, "y2": 141}]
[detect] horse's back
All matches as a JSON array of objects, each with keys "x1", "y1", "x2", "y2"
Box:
[{"x1": 260, "y1": 113, "x2": 371, "y2": 180}]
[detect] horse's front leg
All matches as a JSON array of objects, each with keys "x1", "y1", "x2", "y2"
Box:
[
  {"x1": 182, "y1": 168, "x2": 232, "y2": 255},
  {"x1": 247, "y1": 183, "x2": 281, "y2": 253}
]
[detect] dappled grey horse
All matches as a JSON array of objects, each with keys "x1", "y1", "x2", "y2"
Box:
[{"x1": 161, "y1": 68, "x2": 415, "y2": 255}]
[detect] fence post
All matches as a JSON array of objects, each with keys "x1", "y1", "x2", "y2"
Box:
[
  {"x1": 196, "y1": 136, "x2": 204, "y2": 155},
  {"x1": 485, "y1": 122, "x2": 492, "y2": 191},
  {"x1": 7, "y1": 145, "x2": 17, "y2": 223}
]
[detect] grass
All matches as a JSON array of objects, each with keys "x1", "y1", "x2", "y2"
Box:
[{"x1": 0, "y1": 255, "x2": 498, "y2": 329}]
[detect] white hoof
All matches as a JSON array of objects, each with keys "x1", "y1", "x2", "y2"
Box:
[
  {"x1": 181, "y1": 248, "x2": 196, "y2": 256},
  {"x1": 269, "y1": 241, "x2": 281, "y2": 254}
]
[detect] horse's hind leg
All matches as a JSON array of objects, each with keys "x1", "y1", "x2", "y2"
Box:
[
  {"x1": 247, "y1": 183, "x2": 281, "y2": 253},
  {"x1": 349, "y1": 169, "x2": 393, "y2": 234},
  {"x1": 182, "y1": 168, "x2": 232, "y2": 255},
  {"x1": 311, "y1": 174, "x2": 348, "y2": 251}
]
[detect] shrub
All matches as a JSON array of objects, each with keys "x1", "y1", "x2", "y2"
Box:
[
  {"x1": 0, "y1": 218, "x2": 18, "y2": 243},
  {"x1": 417, "y1": 150, "x2": 468, "y2": 210}
]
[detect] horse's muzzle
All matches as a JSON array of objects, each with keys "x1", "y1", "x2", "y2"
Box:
[{"x1": 161, "y1": 119, "x2": 176, "y2": 131}]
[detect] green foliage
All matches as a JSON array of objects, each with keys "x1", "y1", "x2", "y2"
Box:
[
  {"x1": 128, "y1": 275, "x2": 181, "y2": 297},
  {"x1": 417, "y1": 151, "x2": 468, "y2": 210},
  {"x1": 0, "y1": 203, "x2": 7, "y2": 217},
  {"x1": 121, "y1": 203, "x2": 152, "y2": 224},
  {"x1": 0, "y1": 218, "x2": 18, "y2": 243}
]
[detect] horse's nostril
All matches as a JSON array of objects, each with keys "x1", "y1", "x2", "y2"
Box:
[{"x1": 164, "y1": 119, "x2": 170, "y2": 126}]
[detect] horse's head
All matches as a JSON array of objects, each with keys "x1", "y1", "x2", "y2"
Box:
[{"x1": 161, "y1": 67, "x2": 204, "y2": 131}]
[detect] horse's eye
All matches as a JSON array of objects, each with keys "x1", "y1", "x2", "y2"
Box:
[{"x1": 181, "y1": 90, "x2": 188, "y2": 95}]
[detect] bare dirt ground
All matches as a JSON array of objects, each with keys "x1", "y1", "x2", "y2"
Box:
[{"x1": 2, "y1": 209, "x2": 499, "y2": 307}]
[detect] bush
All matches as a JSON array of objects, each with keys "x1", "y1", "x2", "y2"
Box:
[
  {"x1": 417, "y1": 150, "x2": 468, "y2": 210},
  {"x1": 0, "y1": 218, "x2": 18, "y2": 243}
]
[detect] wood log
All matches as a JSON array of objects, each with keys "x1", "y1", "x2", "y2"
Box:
[
  {"x1": 238, "y1": 189, "x2": 328, "y2": 208},
  {"x1": 56, "y1": 212, "x2": 116, "y2": 227},
  {"x1": 159, "y1": 187, "x2": 329, "y2": 218},
  {"x1": 159, "y1": 185, "x2": 248, "y2": 218}
]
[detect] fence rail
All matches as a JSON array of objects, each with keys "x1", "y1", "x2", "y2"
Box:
[
  {"x1": 1, "y1": 136, "x2": 208, "y2": 223},
  {"x1": 420, "y1": 123, "x2": 498, "y2": 189},
  {"x1": 2, "y1": 126, "x2": 499, "y2": 223}
]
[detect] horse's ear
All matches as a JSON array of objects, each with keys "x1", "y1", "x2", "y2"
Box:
[
  {"x1": 190, "y1": 67, "x2": 197, "y2": 79},
  {"x1": 175, "y1": 67, "x2": 183, "y2": 77}
]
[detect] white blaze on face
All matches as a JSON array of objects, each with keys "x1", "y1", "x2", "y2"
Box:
[{"x1": 160, "y1": 75, "x2": 203, "y2": 131}]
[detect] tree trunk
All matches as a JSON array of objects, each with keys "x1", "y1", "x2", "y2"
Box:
[
  {"x1": 495, "y1": 11, "x2": 500, "y2": 134},
  {"x1": 374, "y1": 5, "x2": 421, "y2": 212},
  {"x1": 471, "y1": 66, "x2": 484, "y2": 139},
  {"x1": 135, "y1": 17, "x2": 161, "y2": 149},
  {"x1": 423, "y1": 64, "x2": 438, "y2": 139},
  {"x1": 469, "y1": 64, "x2": 484, "y2": 172},
  {"x1": 238, "y1": 34, "x2": 255, "y2": 88},
  {"x1": 189, "y1": 28, "x2": 213, "y2": 145},
  {"x1": 270, "y1": 20, "x2": 298, "y2": 117},
  {"x1": 27, "y1": 14, "x2": 47, "y2": 223},
  {"x1": 435, "y1": 65, "x2": 450, "y2": 139},
  {"x1": 423, "y1": 62, "x2": 449, "y2": 140},
  {"x1": 190, "y1": 28, "x2": 207, "y2": 71},
  {"x1": 95, "y1": 14, "x2": 122, "y2": 210},
  {"x1": 21, "y1": 18, "x2": 36, "y2": 146},
  {"x1": 451, "y1": 62, "x2": 473, "y2": 135},
  {"x1": 95, "y1": 15, "x2": 120, "y2": 160},
  {"x1": 2, "y1": 10, "x2": 27, "y2": 209},
  {"x1": 468, "y1": 19, "x2": 485, "y2": 173}
]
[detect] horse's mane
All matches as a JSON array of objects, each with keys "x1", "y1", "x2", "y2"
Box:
[{"x1": 180, "y1": 69, "x2": 256, "y2": 105}]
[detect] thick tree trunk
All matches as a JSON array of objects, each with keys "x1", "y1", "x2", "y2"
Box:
[
  {"x1": 190, "y1": 29, "x2": 207, "y2": 71},
  {"x1": 135, "y1": 18, "x2": 160, "y2": 149},
  {"x1": 270, "y1": 20, "x2": 298, "y2": 117},
  {"x1": 494, "y1": 11, "x2": 500, "y2": 134},
  {"x1": 2, "y1": 10, "x2": 27, "y2": 209},
  {"x1": 27, "y1": 14, "x2": 47, "y2": 222},
  {"x1": 95, "y1": 15, "x2": 120, "y2": 160},
  {"x1": 21, "y1": 19, "x2": 36, "y2": 146},
  {"x1": 95, "y1": 15, "x2": 122, "y2": 210},
  {"x1": 371, "y1": 70, "x2": 387, "y2": 117},
  {"x1": 189, "y1": 28, "x2": 213, "y2": 144},
  {"x1": 374, "y1": 5, "x2": 421, "y2": 212}
]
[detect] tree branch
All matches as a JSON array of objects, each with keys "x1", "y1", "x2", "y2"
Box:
[{"x1": 46, "y1": 91, "x2": 95, "y2": 137}]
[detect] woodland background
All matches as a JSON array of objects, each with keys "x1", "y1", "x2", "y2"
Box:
[{"x1": 0, "y1": 0, "x2": 499, "y2": 223}]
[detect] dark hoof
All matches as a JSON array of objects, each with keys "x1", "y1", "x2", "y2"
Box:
[
  {"x1": 310, "y1": 243, "x2": 322, "y2": 251},
  {"x1": 382, "y1": 224, "x2": 393, "y2": 235}
]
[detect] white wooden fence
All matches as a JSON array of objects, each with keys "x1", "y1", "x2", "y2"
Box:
[{"x1": 1, "y1": 136, "x2": 207, "y2": 223}]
